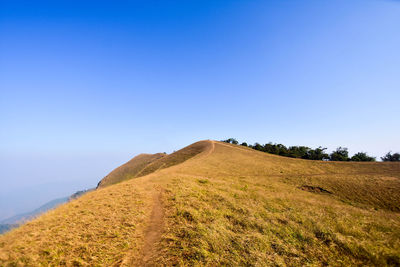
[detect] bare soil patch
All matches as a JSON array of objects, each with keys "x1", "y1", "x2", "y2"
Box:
[
  {"x1": 300, "y1": 185, "x2": 332, "y2": 194},
  {"x1": 136, "y1": 188, "x2": 165, "y2": 266}
]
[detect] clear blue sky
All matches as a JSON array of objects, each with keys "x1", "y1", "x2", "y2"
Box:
[{"x1": 1, "y1": 0, "x2": 399, "y2": 220}]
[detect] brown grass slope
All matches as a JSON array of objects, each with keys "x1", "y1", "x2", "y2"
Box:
[
  {"x1": 97, "y1": 153, "x2": 166, "y2": 188},
  {"x1": 1, "y1": 140, "x2": 400, "y2": 266},
  {"x1": 98, "y1": 141, "x2": 209, "y2": 188}
]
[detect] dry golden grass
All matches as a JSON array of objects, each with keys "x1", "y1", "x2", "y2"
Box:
[
  {"x1": 1, "y1": 140, "x2": 399, "y2": 266},
  {"x1": 98, "y1": 153, "x2": 166, "y2": 188},
  {"x1": 98, "y1": 141, "x2": 209, "y2": 188}
]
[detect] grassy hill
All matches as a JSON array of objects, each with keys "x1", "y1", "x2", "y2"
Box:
[
  {"x1": 98, "y1": 141, "x2": 209, "y2": 188},
  {"x1": 97, "y1": 153, "x2": 167, "y2": 188},
  {"x1": 1, "y1": 140, "x2": 399, "y2": 266}
]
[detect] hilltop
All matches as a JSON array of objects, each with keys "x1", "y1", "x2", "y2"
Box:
[{"x1": 1, "y1": 140, "x2": 399, "y2": 266}]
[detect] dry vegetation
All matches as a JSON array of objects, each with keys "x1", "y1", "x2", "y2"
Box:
[
  {"x1": 98, "y1": 141, "x2": 208, "y2": 188},
  {"x1": 97, "y1": 153, "x2": 166, "y2": 188},
  {"x1": 1, "y1": 140, "x2": 400, "y2": 266}
]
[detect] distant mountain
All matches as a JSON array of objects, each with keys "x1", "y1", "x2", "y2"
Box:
[
  {"x1": 0, "y1": 188, "x2": 93, "y2": 234},
  {"x1": 69, "y1": 188, "x2": 94, "y2": 200},
  {"x1": 0, "y1": 224, "x2": 17, "y2": 234},
  {"x1": 0, "y1": 196, "x2": 68, "y2": 234}
]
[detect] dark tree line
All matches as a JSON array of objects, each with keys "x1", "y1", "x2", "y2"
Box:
[
  {"x1": 222, "y1": 138, "x2": 399, "y2": 162},
  {"x1": 381, "y1": 152, "x2": 400, "y2": 162}
]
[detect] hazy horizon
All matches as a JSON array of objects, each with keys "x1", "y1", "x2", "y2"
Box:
[{"x1": 1, "y1": 0, "x2": 400, "y2": 220}]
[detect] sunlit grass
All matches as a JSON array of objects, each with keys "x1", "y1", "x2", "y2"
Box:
[{"x1": 1, "y1": 141, "x2": 399, "y2": 266}]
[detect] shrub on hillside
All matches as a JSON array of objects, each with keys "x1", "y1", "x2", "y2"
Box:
[
  {"x1": 252, "y1": 143, "x2": 264, "y2": 151},
  {"x1": 308, "y1": 147, "x2": 330, "y2": 160},
  {"x1": 351, "y1": 152, "x2": 376, "y2": 162},
  {"x1": 381, "y1": 152, "x2": 400, "y2": 162},
  {"x1": 330, "y1": 147, "x2": 349, "y2": 161},
  {"x1": 222, "y1": 138, "x2": 238, "y2": 145}
]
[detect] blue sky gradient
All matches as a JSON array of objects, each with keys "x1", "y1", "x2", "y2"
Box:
[{"x1": 1, "y1": 0, "x2": 399, "y2": 220}]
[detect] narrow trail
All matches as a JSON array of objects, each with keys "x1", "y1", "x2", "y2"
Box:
[
  {"x1": 205, "y1": 140, "x2": 215, "y2": 156},
  {"x1": 135, "y1": 188, "x2": 165, "y2": 266}
]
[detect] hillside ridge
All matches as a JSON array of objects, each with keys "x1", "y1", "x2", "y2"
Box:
[
  {"x1": 1, "y1": 140, "x2": 399, "y2": 266},
  {"x1": 98, "y1": 140, "x2": 214, "y2": 188}
]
